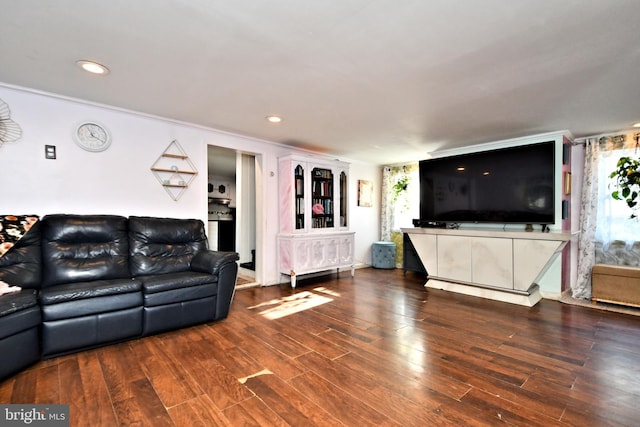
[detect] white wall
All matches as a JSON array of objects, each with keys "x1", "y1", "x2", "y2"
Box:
[
  {"x1": 0, "y1": 84, "x2": 380, "y2": 285},
  {"x1": 349, "y1": 161, "x2": 382, "y2": 269}
]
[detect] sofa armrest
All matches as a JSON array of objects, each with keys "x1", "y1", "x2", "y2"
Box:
[
  {"x1": 191, "y1": 250, "x2": 239, "y2": 320},
  {"x1": 191, "y1": 250, "x2": 239, "y2": 275},
  {"x1": 214, "y1": 259, "x2": 238, "y2": 320}
]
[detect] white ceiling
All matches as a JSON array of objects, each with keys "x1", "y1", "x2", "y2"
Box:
[{"x1": 1, "y1": 1, "x2": 639, "y2": 167}]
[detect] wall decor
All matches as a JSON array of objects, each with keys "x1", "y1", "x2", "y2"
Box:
[
  {"x1": 73, "y1": 122, "x2": 111, "y2": 152},
  {"x1": 0, "y1": 98, "x2": 23, "y2": 148},
  {"x1": 150, "y1": 140, "x2": 198, "y2": 201},
  {"x1": 358, "y1": 179, "x2": 373, "y2": 207}
]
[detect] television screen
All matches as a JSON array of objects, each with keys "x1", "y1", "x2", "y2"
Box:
[{"x1": 419, "y1": 141, "x2": 555, "y2": 224}]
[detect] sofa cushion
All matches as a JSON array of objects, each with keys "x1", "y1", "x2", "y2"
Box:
[
  {"x1": 0, "y1": 288, "x2": 38, "y2": 317},
  {"x1": 138, "y1": 271, "x2": 216, "y2": 307},
  {"x1": 39, "y1": 278, "x2": 142, "y2": 305},
  {"x1": 0, "y1": 304, "x2": 40, "y2": 339},
  {"x1": 129, "y1": 216, "x2": 208, "y2": 276},
  {"x1": 40, "y1": 279, "x2": 142, "y2": 321},
  {"x1": 41, "y1": 215, "x2": 131, "y2": 288},
  {"x1": 0, "y1": 289, "x2": 40, "y2": 343},
  {"x1": 139, "y1": 271, "x2": 216, "y2": 294}
]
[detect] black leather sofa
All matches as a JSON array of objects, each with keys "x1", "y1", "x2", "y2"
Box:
[{"x1": 0, "y1": 214, "x2": 239, "y2": 379}]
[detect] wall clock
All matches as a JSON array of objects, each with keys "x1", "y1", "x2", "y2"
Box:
[{"x1": 74, "y1": 122, "x2": 111, "y2": 152}]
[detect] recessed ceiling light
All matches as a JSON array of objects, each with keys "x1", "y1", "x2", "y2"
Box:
[
  {"x1": 76, "y1": 60, "x2": 110, "y2": 75},
  {"x1": 633, "y1": 122, "x2": 640, "y2": 128},
  {"x1": 266, "y1": 115, "x2": 283, "y2": 123}
]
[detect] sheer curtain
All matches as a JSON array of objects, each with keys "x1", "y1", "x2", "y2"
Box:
[
  {"x1": 574, "y1": 138, "x2": 599, "y2": 299},
  {"x1": 380, "y1": 166, "x2": 394, "y2": 241},
  {"x1": 574, "y1": 133, "x2": 640, "y2": 299}
]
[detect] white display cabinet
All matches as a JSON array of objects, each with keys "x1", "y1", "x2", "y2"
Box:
[{"x1": 277, "y1": 154, "x2": 354, "y2": 287}]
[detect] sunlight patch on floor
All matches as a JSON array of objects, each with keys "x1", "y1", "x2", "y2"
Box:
[
  {"x1": 248, "y1": 290, "x2": 334, "y2": 320},
  {"x1": 313, "y1": 286, "x2": 341, "y2": 297}
]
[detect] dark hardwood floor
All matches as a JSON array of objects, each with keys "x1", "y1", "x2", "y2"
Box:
[{"x1": 2, "y1": 268, "x2": 640, "y2": 426}]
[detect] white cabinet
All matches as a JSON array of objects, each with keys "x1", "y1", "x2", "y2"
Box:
[
  {"x1": 278, "y1": 232, "x2": 355, "y2": 288},
  {"x1": 435, "y1": 235, "x2": 514, "y2": 288},
  {"x1": 278, "y1": 155, "x2": 354, "y2": 287},
  {"x1": 404, "y1": 228, "x2": 573, "y2": 305}
]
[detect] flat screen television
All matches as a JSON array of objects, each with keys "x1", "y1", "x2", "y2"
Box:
[{"x1": 419, "y1": 141, "x2": 555, "y2": 225}]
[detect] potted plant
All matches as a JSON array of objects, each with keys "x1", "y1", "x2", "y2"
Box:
[
  {"x1": 610, "y1": 155, "x2": 640, "y2": 219},
  {"x1": 392, "y1": 175, "x2": 411, "y2": 213},
  {"x1": 392, "y1": 175, "x2": 409, "y2": 201}
]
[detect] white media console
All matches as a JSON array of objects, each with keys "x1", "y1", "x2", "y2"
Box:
[{"x1": 402, "y1": 227, "x2": 575, "y2": 306}]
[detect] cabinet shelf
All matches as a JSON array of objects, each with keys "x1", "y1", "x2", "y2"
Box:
[
  {"x1": 151, "y1": 167, "x2": 197, "y2": 174},
  {"x1": 161, "y1": 153, "x2": 188, "y2": 159}
]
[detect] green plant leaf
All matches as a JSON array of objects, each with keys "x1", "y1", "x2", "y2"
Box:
[
  {"x1": 610, "y1": 155, "x2": 640, "y2": 219},
  {"x1": 622, "y1": 187, "x2": 630, "y2": 198}
]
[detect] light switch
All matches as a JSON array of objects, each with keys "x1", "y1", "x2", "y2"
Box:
[{"x1": 45, "y1": 145, "x2": 56, "y2": 159}]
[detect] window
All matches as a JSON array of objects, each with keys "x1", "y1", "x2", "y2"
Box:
[
  {"x1": 595, "y1": 146, "x2": 640, "y2": 265},
  {"x1": 391, "y1": 166, "x2": 420, "y2": 231}
]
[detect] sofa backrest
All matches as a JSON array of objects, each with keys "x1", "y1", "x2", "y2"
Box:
[
  {"x1": 0, "y1": 217, "x2": 41, "y2": 289},
  {"x1": 128, "y1": 216, "x2": 208, "y2": 276},
  {"x1": 41, "y1": 214, "x2": 131, "y2": 288}
]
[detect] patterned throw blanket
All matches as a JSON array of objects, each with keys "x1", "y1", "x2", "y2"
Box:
[
  {"x1": 0, "y1": 215, "x2": 38, "y2": 257},
  {"x1": 0, "y1": 215, "x2": 39, "y2": 296}
]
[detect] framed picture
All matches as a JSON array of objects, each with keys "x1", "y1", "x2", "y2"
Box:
[{"x1": 358, "y1": 180, "x2": 373, "y2": 207}]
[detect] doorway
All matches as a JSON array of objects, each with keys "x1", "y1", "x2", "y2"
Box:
[{"x1": 207, "y1": 146, "x2": 258, "y2": 287}]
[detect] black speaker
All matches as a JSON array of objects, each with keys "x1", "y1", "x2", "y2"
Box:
[
  {"x1": 562, "y1": 200, "x2": 569, "y2": 219},
  {"x1": 562, "y1": 144, "x2": 571, "y2": 165}
]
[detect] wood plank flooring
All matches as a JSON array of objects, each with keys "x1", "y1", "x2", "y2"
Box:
[{"x1": 2, "y1": 268, "x2": 640, "y2": 426}]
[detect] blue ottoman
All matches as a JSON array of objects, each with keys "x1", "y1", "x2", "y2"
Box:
[{"x1": 372, "y1": 241, "x2": 396, "y2": 269}]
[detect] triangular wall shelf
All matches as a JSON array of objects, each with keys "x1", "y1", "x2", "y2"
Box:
[{"x1": 151, "y1": 140, "x2": 198, "y2": 201}]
